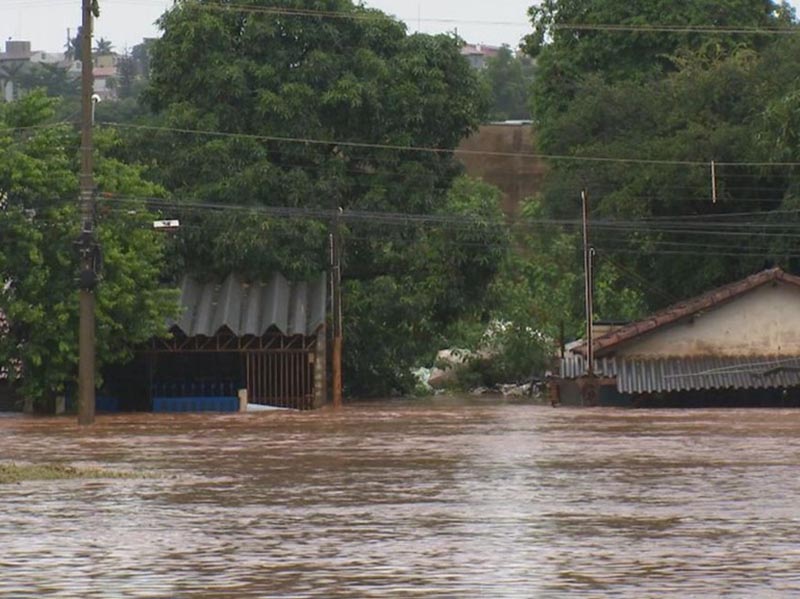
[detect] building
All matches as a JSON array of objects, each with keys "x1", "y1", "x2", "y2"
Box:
[
  {"x1": 557, "y1": 268, "x2": 800, "y2": 407},
  {"x1": 0, "y1": 40, "x2": 75, "y2": 102},
  {"x1": 0, "y1": 39, "x2": 118, "y2": 103},
  {"x1": 92, "y1": 66, "x2": 117, "y2": 100},
  {"x1": 460, "y1": 43, "x2": 501, "y2": 69},
  {"x1": 103, "y1": 272, "x2": 329, "y2": 413},
  {"x1": 0, "y1": 41, "x2": 34, "y2": 102}
]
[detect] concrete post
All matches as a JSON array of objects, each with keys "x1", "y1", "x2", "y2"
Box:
[{"x1": 314, "y1": 326, "x2": 327, "y2": 408}]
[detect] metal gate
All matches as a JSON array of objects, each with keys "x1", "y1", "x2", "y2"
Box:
[{"x1": 245, "y1": 351, "x2": 315, "y2": 410}]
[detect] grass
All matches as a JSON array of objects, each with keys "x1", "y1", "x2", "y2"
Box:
[{"x1": 0, "y1": 463, "x2": 147, "y2": 484}]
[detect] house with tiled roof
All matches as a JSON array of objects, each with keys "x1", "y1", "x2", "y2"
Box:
[{"x1": 556, "y1": 268, "x2": 800, "y2": 407}]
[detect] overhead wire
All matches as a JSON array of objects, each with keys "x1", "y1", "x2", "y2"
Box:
[
  {"x1": 69, "y1": 0, "x2": 800, "y2": 37},
  {"x1": 100, "y1": 121, "x2": 779, "y2": 168}
]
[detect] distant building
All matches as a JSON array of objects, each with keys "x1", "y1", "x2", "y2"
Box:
[
  {"x1": 460, "y1": 43, "x2": 501, "y2": 69},
  {"x1": 92, "y1": 65, "x2": 118, "y2": 100},
  {"x1": 0, "y1": 38, "x2": 123, "y2": 102},
  {"x1": 0, "y1": 41, "x2": 34, "y2": 102},
  {"x1": 0, "y1": 40, "x2": 77, "y2": 102}
]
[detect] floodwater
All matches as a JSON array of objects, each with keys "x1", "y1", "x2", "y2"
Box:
[{"x1": 3, "y1": 399, "x2": 800, "y2": 597}]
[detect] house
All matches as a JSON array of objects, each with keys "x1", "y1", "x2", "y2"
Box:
[
  {"x1": 556, "y1": 268, "x2": 800, "y2": 407},
  {"x1": 0, "y1": 40, "x2": 76, "y2": 102},
  {"x1": 104, "y1": 272, "x2": 329, "y2": 413},
  {"x1": 92, "y1": 66, "x2": 117, "y2": 100},
  {"x1": 460, "y1": 43, "x2": 500, "y2": 69}
]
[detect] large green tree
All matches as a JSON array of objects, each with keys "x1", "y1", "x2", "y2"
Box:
[
  {"x1": 16, "y1": 63, "x2": 80, "y2": 100},
  {"x1": 0, "y1": 92, "x2": 178, "y2": 404},
  {"x1": 524, "y1": 1, "x2": 800, "y2": 318},
  {"x1": 525, "y1": 0, "x2": 793, "y2": 132},
  {"x1": 133, "y1": 0, "x2": 500, "y2": 395},
  {"x1": 481, "y1": 46, "x2": 536, "y2": 121}
]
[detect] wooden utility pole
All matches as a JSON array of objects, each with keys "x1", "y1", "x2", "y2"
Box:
[
  {"x1": 78, "y1": 0, "x2": 97, "y2": 425},
  {"x1": 330, "y1": 209, "x2": 343, "y2": 409},
  {"x1": 581, "y1": 190, "x2": 597, "y2": 406}
]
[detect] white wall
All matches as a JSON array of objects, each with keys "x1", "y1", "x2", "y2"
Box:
[{"x1": 616, "y1": 282, "x2": 800, "y2": 358}]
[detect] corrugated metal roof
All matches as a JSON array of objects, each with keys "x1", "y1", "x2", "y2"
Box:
[
  {"x1": 560, "y1": 355, "x2": 619, "y2": 379},
  {"x1": 618, "y1": 356, "x2": 800, "y2": 394},
  {"x1": 172, "y1": 273, "x2": 326, "y2": 338},
  {"x1": 560, "y1": 354, "x2": 800, "y2": 394}
]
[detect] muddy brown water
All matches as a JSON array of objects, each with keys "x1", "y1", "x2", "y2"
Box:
[{"x1": 3, "y1": 398, "x2": 800, "y2": 597}]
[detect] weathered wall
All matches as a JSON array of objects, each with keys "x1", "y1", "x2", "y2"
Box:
[
  {"x1": 456, "y1": 123, "x2": 547, "y2": 218},
  {"x1": 616, "y1": 282, "x2": 800, "y2": 358}
]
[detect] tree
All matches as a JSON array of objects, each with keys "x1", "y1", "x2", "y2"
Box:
[
  {"x1": 116, "y1": 55, "x2": 137, "y2": 99},
  {"x1": 523, "y1": 1, "x2": 800, "y2": 310},
  {"x1": 16, "y1": 63, "x2": 80, "y2": 99},
  {"x1": 94, "y1": 37, "x2": 114, "y2": 56},
  {"x1": 138, "y1": 0, "x2": 494, "y2": 395},
  {"x1": 0, "y1": 92, "x2": 178, "y2": 404},
  {"x1": 131, "y1": 39, "x2": 155, "y2": 80},
  {"x1": 524, "y1": 0, "x2": 793, "y2": 127},
  {"x1": 65, "y1": 28, "x2": 82, "y2": 61},
  {"x1": 0, "y1": 60, "x2": 29, "y2": 102},
  {"x1": 481, "y1": 46, "x2": 536, "y2": 121}
]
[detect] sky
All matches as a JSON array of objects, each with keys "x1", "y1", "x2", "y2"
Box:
[
  {"x1": 2, "y1": 0, "x2": 800, "y2": 55},
  {"x1": 4, "y1": 0, "x2": 534, "y2": 54}
]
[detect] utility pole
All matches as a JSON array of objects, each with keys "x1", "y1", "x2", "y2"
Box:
[
  {"x1": 581, "y1": 189, "x2": 597, "y2": 406},
  {"x1": 78, "y1": 0, "x2": 97, "y2": 425},
  {"x1": 330, "y1": 208, "x2": 343, "y2": 409}
]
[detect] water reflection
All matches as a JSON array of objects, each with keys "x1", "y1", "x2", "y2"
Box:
[{"x1": 3, "y1": 401, "x2": 800, "y2": 596}]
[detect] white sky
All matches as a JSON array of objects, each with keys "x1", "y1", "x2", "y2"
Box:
[
  {"x1": 1, "y1": 0, "x2": 539, "y2": 54},
  {"x1": 1, "y1": 0, "x2": 799, "y2": 55}
]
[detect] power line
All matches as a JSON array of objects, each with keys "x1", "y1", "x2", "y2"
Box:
[
  {"x1": 0, "y1": 122, "x2": 75, "y2": 134},
  {"x1": 96, "y1": 196, "x2": 800, "y2": 243},
  {"x1": 552, "y1": 23, "x2": 800, "y2": 35},
  {"x1": 100, "y1": 121, "x2": 800, "y2": 169},
  {"x1": 76, "y1": 0, "x2": 800, "y2": 38},
  {"x1": 104, "y1": 0, "x2": 534, "y2": 30}
]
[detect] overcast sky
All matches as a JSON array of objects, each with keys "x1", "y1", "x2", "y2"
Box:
[
  {"x1": 1, "y1": 0, "x2": 536, "y2": 54},
  {"x1": 2, "y1": 0, "x2": 799, "y2": 55}
]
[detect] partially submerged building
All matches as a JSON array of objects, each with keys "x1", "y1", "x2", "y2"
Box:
[
  {"x1": 557, "y1": 268, "x2": 800, "y2": 407},
  {"x1": 105, "y1": 272, "x2": 328, "y2": 412}
]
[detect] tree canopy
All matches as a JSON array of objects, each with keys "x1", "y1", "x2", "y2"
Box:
[
  {"x1": 0, "y1": 93, "x2": 178, "y2": 403},
  {"x1": 523, "y1": 0, "x2": 800, "y2": 330},
  {"x1": 480, "y1": 46, "x2": 536, "y2": 121},
  {"x1": 130, "y1": 0, "x2": 501, "y2": 395}
]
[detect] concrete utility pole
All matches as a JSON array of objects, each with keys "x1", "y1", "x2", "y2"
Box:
[
  {"x1": 330, "y1": 209, "x2": 343, "y2": 409},
  {"x1": 581, "y1": 189, "x2": 597, "y2": 406},
  {"x1": 78, "y1": 0, "x2": 97, "y2": 426}
]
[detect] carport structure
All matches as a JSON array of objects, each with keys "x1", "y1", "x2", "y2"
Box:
[{"x1": 145, "y1": 272, "x2": 327, "y2": 411}]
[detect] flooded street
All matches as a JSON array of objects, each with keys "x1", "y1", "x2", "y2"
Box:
[{"x1": 4, "y1": 399, "x2": 800, "y2": 597}]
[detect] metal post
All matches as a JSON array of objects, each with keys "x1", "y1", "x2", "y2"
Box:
[{"x1": 78, "y1": 0, "x2": 96, "y2": 426}]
